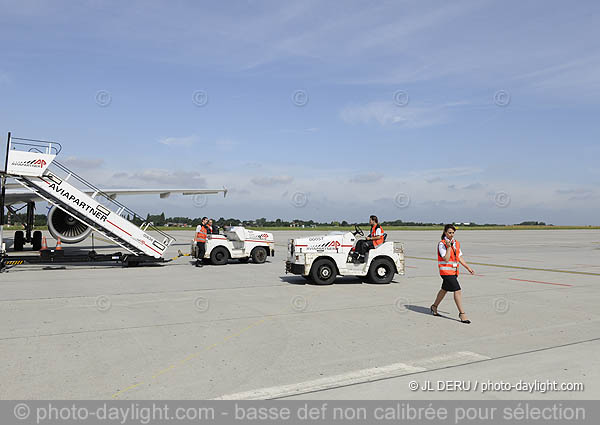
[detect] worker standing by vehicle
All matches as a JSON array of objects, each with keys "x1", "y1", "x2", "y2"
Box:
[
  {"x1": 354, "y1": 215, "x2": 384, "y2": 263},
  {"x1": 194, "y1": 217, "x2": 209, "y2": 267},
  {"x1": 210, "y1": 219, "x2": 219, "y2": 235},
  {"x1": 430, "y1": 224, "x2": 475, "y2": 324},
  {"x1": 207, "y1": 218, "x2": 219, "y2": 234}
]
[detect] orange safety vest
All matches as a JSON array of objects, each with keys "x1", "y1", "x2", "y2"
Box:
[
  {"x1": 438, "y1": 239, "x2": 460, "y2": 276},
  {"x1": 370, "y1": 224, "x2": 384, "y2": 247},
  {"x1": 195, "y1": 225, "x2": 208, "y2": 243}
]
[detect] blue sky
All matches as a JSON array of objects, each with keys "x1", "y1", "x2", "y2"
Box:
[{"x1": 1, "y1": 0, "x2": 599, "y2": 224}]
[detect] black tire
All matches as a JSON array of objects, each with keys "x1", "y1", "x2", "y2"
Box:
[
  {"x1": 13, "y1": 231, "x2": 24, "y2": 251},
  {"x1": 367, "y1": 257, "x2": 395, "y2": 284},
  {"x1": 310, "y1": 258, "x2": 337, "y2": 285},
  {"x1": 238, "y1": 257, "x2": 250, "y2": 263},
  {"x1": 32, "y1": 231, "x2": 42, "y2": 251},
  {"x1": 251, "y1": 247, "x2": 267, "y2": 264},
  {"x1": 210, "y1": 246, "x2": 229, "y2": 265}
]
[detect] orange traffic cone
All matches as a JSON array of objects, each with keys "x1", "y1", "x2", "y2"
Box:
[
  {"x1": 55, "y1": 238, "x2": 63, "y2": 250},
  {"x1": 40, "y1": 236, "x2": 48, "y2": 251}
]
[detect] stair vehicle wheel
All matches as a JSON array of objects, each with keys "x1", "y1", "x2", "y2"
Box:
[
  {"x1": 251, "y1": 247, "x2": 267, "y2": 264},
  {"x1": 367, "y1": 257, "x2": 395, "y2": 284},
  {"x1": 13, "y1": 231, "x2": 25, "y2": 251},
  {"x1": 32, "y1": 231, "x2": 43, "y2": 251},
  {"x1": 210, "y1": 246, "x2": 229, "y2": 265},
  {"x1": 310, "y1": 258, "x2": 337, "y2": 285}
]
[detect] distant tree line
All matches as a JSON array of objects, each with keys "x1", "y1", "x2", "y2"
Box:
[{"x1": 5, "y1": 212, "x2": 551, "y2": 228}]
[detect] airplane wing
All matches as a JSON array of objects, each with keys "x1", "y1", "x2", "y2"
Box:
[
  {"x1": 2, "y1": 192, "x2": 46, "y2": 205},
  {"x1": 2, "y1": 187, "x2": 227, "y2": 206},
  {"x1": 88, "y1": 188, "x2": 228, "y2": 199}
]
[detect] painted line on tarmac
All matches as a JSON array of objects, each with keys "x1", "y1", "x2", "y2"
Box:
[
  {"x1": 406, "y1": 256, "x2": 600, "y2": 276},
  {"x1": 214, "y1": 351, "x2": 489, "y2": 400},
  {"x1": 509, "y1": 278, "x2": 573, "y2": 287},
  {"x1": 220, "y1": 338, "x2": 600, "y2": 400}
]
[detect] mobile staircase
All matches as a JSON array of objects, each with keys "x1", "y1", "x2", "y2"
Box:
[{"x1": 1, "y1": 134, "x2": 176, "y2": 270}]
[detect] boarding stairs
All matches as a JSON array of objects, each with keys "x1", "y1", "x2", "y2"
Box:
[{"x1": 4, "y1": 137, "x2": 174, "y2": 258}]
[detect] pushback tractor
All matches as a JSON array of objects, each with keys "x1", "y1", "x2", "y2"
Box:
[
  {"x1": 285, "y1": 225, "x2": 405, "y2": 284},
  {"x1": 191, "y1": 226, "x2": 275, "y2": 265}
]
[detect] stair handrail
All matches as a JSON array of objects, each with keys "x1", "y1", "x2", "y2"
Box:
[
  {"x1": 8, "y1": 136, "x2": 175, "y2": 246},
  {"x1": 49, "y1": 161, "x2": 175, "y2": 245},
  {"x1": 9, "y1": 137, "x2": 62, "y2": 155}
]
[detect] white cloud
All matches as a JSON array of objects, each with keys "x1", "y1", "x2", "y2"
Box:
[
  {"x1": 513, "y1": 55, "x2": 600, "y2": 96},
  {"x1": 70, "y1": 160, "x2": 600, "y2": 224},
  {"x1": 555, "y1": 188, "x2": 595, "y2": 201},
  {"x1": 62, "y1": 156, "x2": 104, "y2": 169},
  {"x1": 130, "y1": 169, "x2": 207, "y2": 187},
  {"x1": 418, "y1": 166, "x2": 484, "y2": 180},
  {"x1": 340, "y1": 101, "x2": 452, "y2": 128},
  {"x1": 462, "y1": 182, "x2": 485, "y2": 190},
  {"x1": 251, "y1": 175, "x2": 294, "y2": 186},
  {"x1": 159, "y1": 136, "x2": 196, "y2": 147},
  {"x1": 349, "y1": 173, "x2": 383, "y2": 184},
  {"x1": 215, "y1": 139, "x2": 239, "y2": 152}
]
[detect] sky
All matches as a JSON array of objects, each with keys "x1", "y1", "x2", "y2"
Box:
[{"x1": 1, "y1": 0, "x2": 599, "y2": 225}]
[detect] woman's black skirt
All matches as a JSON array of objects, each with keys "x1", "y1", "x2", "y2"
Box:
[{"x1": 441, "y1": 275, "x2": 461, "y2": 292}]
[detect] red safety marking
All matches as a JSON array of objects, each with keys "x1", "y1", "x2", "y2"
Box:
[
  {"x1": 341, "y1": 245, "x2": 353, "y2": 247},
  {"x1": 107, "y1": 220, "x2": 132, "y2": 236},
  {"x1": 509, "y1": 278, "x2": 572, "y2": 287},
  {"x1": 245, "y1": 239, "x2": 273, "y2": 243},
  {"x1": 142, "y1": 241, "x2": 162, "y2": 255}
]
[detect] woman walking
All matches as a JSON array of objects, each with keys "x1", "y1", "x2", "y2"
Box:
[{"x1": 430, "y1": 224, "x2": 475, "y2": 324}]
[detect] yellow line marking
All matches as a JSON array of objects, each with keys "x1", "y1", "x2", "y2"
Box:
[
  {"x1": 406, "y1": 256, "x2": 600, "y2": 276},
  {"x1": 112, "y1": 382, "x2": 143, "y2": 399}
]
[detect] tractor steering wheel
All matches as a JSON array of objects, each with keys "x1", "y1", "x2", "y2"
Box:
[{"x1": 353, "y1": 224, "x2": 364, "y2": 237}]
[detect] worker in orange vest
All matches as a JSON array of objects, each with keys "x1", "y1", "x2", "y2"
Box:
[
  {"x1": 430, "y1": 224, "x2": 475, "y2": 323},
  {"x1": 194, "y1": 217, "x2": 209, "y2": 267},
  {"x1": 354, "y1": 215, "x2": 385, "y2": 263}
]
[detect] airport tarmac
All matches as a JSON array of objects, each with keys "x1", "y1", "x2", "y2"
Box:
[{"x1": 0, "y1": 229, "x2": 598, "y2": 400}]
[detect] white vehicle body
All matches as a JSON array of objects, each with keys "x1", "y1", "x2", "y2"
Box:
[
  {"x1": 190, "y1": 226, "x2": 275, "y2": 265},
  {"x1": 285, "y1": 228, "x2": 405, "y2": 284}
]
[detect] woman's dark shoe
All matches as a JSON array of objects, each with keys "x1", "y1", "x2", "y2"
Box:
[
  {"x1": 458, "y1": 312, "x2": 471, "y2": 324},
  {"x1": 430, "y1": 304, "x2": 440, "y2": 316}
]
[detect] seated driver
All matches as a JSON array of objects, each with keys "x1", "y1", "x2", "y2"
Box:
[{"x1": 354, "y1": 215, "x2": 385, "y2": 263}]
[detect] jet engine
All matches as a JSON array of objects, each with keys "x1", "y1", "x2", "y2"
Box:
[{"x1": 47, "y1": 206, "x2": 92, "y2": 243}]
